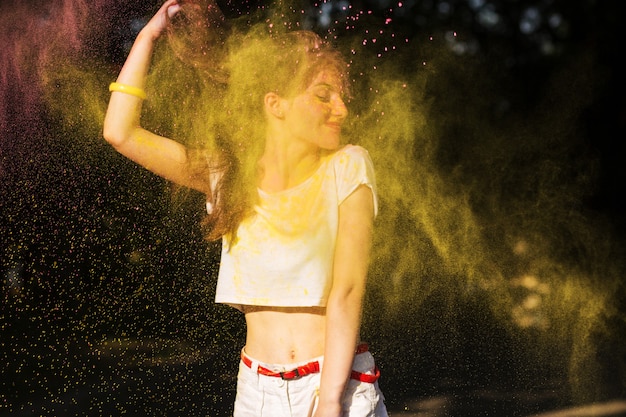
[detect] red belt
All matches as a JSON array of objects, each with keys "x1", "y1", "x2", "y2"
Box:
[{"x1": 241, "y1": 343, "x2": 380, "y2": 383}]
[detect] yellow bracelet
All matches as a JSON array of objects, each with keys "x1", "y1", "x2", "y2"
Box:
[{"x1": 108, "y1": 82, "x2": 147, "y2": 100}]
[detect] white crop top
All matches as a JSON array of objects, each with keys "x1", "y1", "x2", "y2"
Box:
[{"x1": 214, "y1": 145, "x2": 378, "y2": 310}]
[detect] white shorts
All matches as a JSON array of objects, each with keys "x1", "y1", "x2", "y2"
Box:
[{"x1": 233, "y1": 348, "x2": 388, "y2": 417}]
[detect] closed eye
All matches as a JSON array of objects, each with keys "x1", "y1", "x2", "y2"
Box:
[
  {"x1": 310, "y1": 84, "x2": 334, "y2": 102},
  {"x1": 316, "y1": 93, "x2": 331, "y2": 103}
]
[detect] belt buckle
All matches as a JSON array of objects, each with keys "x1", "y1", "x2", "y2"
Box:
[{"x1": 279, "y1": 368, "x2": 300, "y2": 380}]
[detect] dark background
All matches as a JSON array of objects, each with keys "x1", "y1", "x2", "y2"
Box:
[{"x1": 1, "y1": 0, "x2": 625, "y2": 415}]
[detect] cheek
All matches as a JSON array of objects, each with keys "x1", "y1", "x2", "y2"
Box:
[
  {"x1": 301, "y1": 96, "x2": 329, "y2": 114},
  {"x1": 309, "y1": 104, "x2": 331, "y2": 121}
]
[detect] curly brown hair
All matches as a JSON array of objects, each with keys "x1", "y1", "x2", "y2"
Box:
[{"x1": 158, "y1": 3, "x2": 350, "y2": 243}]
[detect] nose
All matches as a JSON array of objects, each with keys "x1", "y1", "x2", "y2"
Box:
[{"x1": 333, "y1": 96, "x2": 348, "y2": 120}]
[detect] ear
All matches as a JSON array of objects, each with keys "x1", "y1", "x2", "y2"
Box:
[{"x1": 264, "y1": 92, "x2": 285, "y2": 119}]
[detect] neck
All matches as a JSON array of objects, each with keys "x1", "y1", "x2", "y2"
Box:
[{"x1": 259, "y1": 137, "x2": 321, "y2": 193}]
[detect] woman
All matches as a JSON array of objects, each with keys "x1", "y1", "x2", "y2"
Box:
[{"x1": 103, "y1": 1, "x2": 388, "y2": 416}]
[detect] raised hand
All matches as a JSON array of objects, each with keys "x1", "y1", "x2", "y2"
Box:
[{"x1": 142, "y1": 0, "x2": 182, "y2": 41}]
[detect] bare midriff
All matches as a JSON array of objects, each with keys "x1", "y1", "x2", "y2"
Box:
[{"x1": 242, "y1": 305, "x2": 327, "y2": 364}]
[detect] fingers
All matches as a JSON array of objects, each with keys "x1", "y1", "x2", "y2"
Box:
[
  {"x1": 157, "y1": 0, "x2": 180, "y2": 19},
  {"x1": 143, "y1": 0, "x2": 181, "y2": 39},
  {"x1": 167, "y1": 4, "x2": 181, "y2": 19},
  {"x1": 161, "y1": 0, "x2": 181, "y2": 19}
]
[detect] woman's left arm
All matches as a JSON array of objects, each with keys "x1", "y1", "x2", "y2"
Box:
[{"x1": 315, "y1": 184, "x2": 375, "y2": 417}]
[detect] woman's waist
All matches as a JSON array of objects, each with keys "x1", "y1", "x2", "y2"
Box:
[{"x1": 243, "y1": 305, "x2": 326, "y2": 364}]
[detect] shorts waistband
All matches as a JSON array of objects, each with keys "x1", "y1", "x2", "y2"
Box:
[{"x1": 241, "y1": 343, "x2": 379, "y2": 383}]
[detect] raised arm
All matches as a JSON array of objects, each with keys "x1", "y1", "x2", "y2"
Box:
[
  {"x1": 316, "y1": 184, "x2": 375, "y2": 417},
  {"x1": 103, "y1": 0, "x2": 211, "y2": 194}
]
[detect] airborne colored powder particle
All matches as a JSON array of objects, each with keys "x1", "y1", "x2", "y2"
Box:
[{"x1": 1, "y1": 0, "x2": 624, "y2": 414}]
